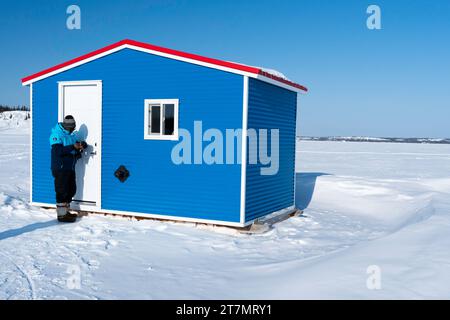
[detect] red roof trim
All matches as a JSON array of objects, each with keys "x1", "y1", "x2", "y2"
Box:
[
  {"x1": 258, "y1": 71, "x2": 308, "y2": 92},
  {"x1": 22, "y1": 39, "x2": 307, "y2": 92},
  {"x1": 125, "y1": 39, "x2": 261, "y2": 75},
  {"x1": 22, "y1": 40, "x2": 128, "y2": 84}
]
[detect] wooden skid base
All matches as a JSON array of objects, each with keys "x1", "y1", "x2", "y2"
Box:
[
  {"x1": 239, "y1": 209, "x2": 303, "y2": 234},
  {"x1": 41, "y1": 206, "x2": 303, "y2": 234}
]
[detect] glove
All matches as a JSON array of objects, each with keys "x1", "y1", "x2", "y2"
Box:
[{"x1": 74, "y1": 142, "x2": 83, "y2": 150}]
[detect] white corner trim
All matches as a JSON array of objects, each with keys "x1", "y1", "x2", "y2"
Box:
[
  {"x1": 97, "y1": 82, "x2": 103, "y2": 210},
  {"x1": 294, "y1": 93, "x2": 300, "y2": 208},
  {"x1": 240, "y1": 76, "x2": 249, "y2": 225},
  {"x1": 29, "y1": 83, "x2": 33, "y2": 205}
]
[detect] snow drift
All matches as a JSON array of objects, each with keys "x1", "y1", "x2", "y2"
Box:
[{"x1": 0, "y1": 111, "x2": 30, "y2": 134}]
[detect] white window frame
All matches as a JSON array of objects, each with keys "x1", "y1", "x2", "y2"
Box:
[{"x1": 144, "y1": 99, "x2": 179, "y2": 140}]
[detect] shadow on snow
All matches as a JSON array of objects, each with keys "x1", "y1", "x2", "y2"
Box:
[
  {"x1": 295, "y1": 172, "x2": 330, "y2": 210},
  {"x1": 0, "y1": 172, "x2": 329, "y2": 240},
  {"x1": 0, "y1": 220, "x2": 58, "y2": 241}
]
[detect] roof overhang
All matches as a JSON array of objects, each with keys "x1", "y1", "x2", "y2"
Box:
[{"x1": 21, "y1": 39, "x2": 308, "y2": 93}]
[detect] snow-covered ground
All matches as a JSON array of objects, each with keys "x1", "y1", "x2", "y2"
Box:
[
  {"x1": 1, "y1": 114, "x2": 450, "y2": 299},
  {"x1": 0, "y1": 111, "x2": 30, "y2": 134}
]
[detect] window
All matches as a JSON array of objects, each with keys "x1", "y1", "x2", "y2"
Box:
[{"x1": 144, "y1": 99, "x2": 179, "y2": 140}]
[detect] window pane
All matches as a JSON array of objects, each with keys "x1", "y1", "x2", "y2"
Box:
[
  {"x1": 163, "y1": 104, "x2": 175, "y2": 135},
  {"x1": 150, "y1": 105, "x2": 161, "y2": 134},
  {"x1": 148, "y1": 108, "x2": 152, "y2": 134}
]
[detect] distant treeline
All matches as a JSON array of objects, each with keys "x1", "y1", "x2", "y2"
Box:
[
  {"x1": 300, "y1": 136, "x2": 450, "y2": 145},
  {"x1": 0, "y1": 105, "x2": 29, "y2": 112}
]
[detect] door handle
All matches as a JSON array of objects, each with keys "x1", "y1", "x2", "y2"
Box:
[{"x1": 90, "y1": 151, "x2": 97, "y2": 155}]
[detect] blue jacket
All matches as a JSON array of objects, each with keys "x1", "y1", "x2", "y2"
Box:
[{"x1": 49, "y1": 123, "x2": 81, "y2": 172}]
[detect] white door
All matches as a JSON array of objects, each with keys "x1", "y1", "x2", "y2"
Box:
[{"x1": 59, "y1": 81, "x2": 102, "y2": 208}]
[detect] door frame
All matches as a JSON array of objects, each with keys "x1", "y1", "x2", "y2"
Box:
[{"x1": 58, "y1": 80, "x2": 102, "y2": 211}]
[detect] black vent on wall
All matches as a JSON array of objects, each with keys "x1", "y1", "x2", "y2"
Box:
[{"x1": 114, "y1": 165, "x2": 130, "y2": 183}]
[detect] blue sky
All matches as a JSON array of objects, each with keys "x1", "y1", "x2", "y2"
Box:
[{"x1": 1, "y1": 0, "x2": 449, "y2": 137}]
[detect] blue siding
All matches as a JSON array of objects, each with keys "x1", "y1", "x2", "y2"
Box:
[
  {"x1": 245, "y1": 78, "x2": 297, "y2": 222},
  {"x1": 32, "y1": 81, "x2": 59, "y2": 205},
  {"x1": 32, "y1": 49, "x2": 243, "y2": 223}
]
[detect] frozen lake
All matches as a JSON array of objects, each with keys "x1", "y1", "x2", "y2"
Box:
[{"x1": 1, "y1": 117, "x2": 450, "y2": 299}]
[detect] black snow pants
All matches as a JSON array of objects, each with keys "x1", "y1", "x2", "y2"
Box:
[{"x1": 52, "y1": 170, "x2": 77, "y2": 204}]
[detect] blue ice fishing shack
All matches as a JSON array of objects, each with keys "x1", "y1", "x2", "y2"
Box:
[{"x1": 22, "y1": 39, "x2": 307, "y2": 227}]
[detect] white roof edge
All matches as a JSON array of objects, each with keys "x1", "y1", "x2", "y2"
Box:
[{"x1": 22, "y1": 43, "x2": 307, "y2": 94}]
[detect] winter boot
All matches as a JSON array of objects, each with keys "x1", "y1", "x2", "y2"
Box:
[
  {"x1": 66, "y1": 202, "x2": 79, "y2": 219},
  {"x1": 56, "y1": 203, "x2": 77, "y2": 223}
]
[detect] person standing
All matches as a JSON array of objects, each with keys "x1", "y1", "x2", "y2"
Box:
[{"x1": 49, "y1": 115, "x2": 85, "y2": 222}]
